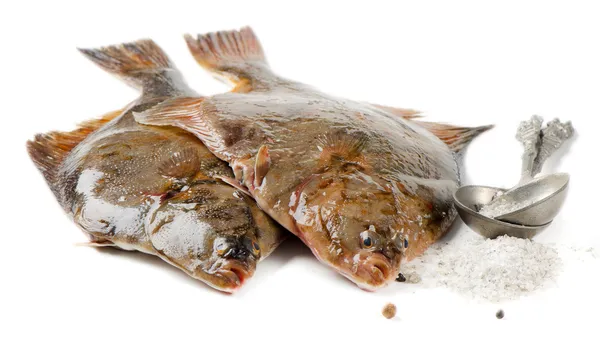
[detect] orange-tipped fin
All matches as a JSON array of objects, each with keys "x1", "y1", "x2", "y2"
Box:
[
  {"x1": 414, "y1": 121, "x2": 494, "y2": 153},
  {"x1": 370, "y1": 102, "x2": 492, "y2": 152},
  {"x1": 184, "y1": 26, "x2": 278, "y2": 91},
  {"x1": 26, "y1": 110, "x2": 122, "y2": 190}
]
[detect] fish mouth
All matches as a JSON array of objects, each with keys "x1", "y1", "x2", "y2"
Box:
[
  {"x1": 295, "y1": 222, "x2": 398, "y2": 290},
  {"x1": 213, "y1": 262, "x2": 254, "y2": 292},
  {"x1": 354, "y1": 253, "x2": 395, "y2": 290}
]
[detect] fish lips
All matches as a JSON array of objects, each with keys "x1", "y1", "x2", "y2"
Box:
[
  {"x1": 205, "y1": 260, "x2": 256, "y2": 293},
  {"x1": 352, "y1": 252, "x2": 399, "y2": 291},
  {"x1": 294, "y1": 217, "x2": 400, "y2": 290},
  {"x1": 300, "y1": 228, "x2": 400, "y2": 290}
]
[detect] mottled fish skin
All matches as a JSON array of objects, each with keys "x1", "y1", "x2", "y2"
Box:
[
  {"x1": 188, "y1": 89, "x2": 455, "y2": 291},
  {"x1": 134, "y1": 27, "x2": 491, "y2": 290},
  {"x1": 26, "y1": 39, "x2": 285, "y2": 293}
]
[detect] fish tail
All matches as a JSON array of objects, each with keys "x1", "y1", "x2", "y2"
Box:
[
  {"x1": 184, "y1": 26, "x2": 267, "y2": 72},
  {"x1": 79, "y1": 40, "x2": 193, "y2": 97},
  {"x1": 26, "y1": 110, "x2": 122, "y2": 192},
  {"x1": 184, "y1": 27, "x2": 277, "y2": 92},
  {"x1": 414, "y1": 122, "x2": 494, "y2": 153}
]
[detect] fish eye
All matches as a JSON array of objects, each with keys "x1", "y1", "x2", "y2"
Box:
[
  {"x1": 393, "y1": 234, "x2": 409, "y2": 252},
  {"x1": 214, "y1": 239, "x2": 229, "y2": 256},
  {"x1": 243, "y1": 237, "x2": 261, "y2": 257},
  {"x1": 216, "y1": 243, "x2": 226, "y2": 256},
  {"x1": 252, "y1": 241, "x2": 260, "y2": 256},
  {"x1": 360, "y1": 230, "x2": 379, "y2": 250}
]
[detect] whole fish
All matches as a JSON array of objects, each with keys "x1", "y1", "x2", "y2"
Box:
[
  {"x1": 26, "y1": 39, "x2": 286, "y2": 293},
  {"x1": 133, "y1": 27, "x2": 492, "y2": 291}
]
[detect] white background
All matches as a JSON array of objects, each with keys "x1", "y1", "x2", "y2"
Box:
[{"x1": 1, "y1": 1, "x2": 599, "y2": 338}]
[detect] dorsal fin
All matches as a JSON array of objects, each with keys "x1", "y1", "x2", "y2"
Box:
[
  {"x1": 371, "y1": 104, "x2": 423, "y2": 120},
  {"x1": 370, "y1": 102, "x2": 492, "y2": 153},
  {"x1": 412, "y1": 121, "x2": 494, "y2": 153},
  {"x1": 26, "y1": 110, "x2": 123, "y2": 188}
]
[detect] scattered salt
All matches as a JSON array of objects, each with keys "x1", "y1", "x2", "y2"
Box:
[{"x1": 402, "y1": 235, "x2": 564, "y2": 302}]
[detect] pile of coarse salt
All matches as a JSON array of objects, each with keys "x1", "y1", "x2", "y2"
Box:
[
  {"x1": 478, "y1": 196, "x2": 539, "y2": 218},
  {"x1": 402, "y1": 235, "x2": 564, "y2": 302}
]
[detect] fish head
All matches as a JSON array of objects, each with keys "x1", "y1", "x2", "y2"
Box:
[
  {"x1": 291, "y1": 169, "x2": 407, "y2": 290},
  {"x1": 147, "y1": 184, "x2": 262, "y2": 293}
]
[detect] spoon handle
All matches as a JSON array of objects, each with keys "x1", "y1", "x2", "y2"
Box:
[
  {"x1": 531, "y1": 119, "x2": 574, "y2": 176},
  {"x1": 480, "y1": 116, "x2": 542, "y2": 216},
  {"x1": 516, "y1": 115, "x2": 543, "y2": 185}
]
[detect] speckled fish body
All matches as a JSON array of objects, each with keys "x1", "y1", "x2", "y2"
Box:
[
  {"x1": 133, "y1": 27, "x2": 492, "y2": 291},
  {"x1": 26, "y1": 40, "x2": 285, "y2": 293}
]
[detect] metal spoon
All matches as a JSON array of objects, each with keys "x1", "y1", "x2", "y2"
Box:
[
  {"x1": 478, "y1": 116, "x2": 573, "y2": 220},
  {"x1": 453, "y1": 185, "x2": 551, "y2": 239},
  {"x1": 479, "y1": 173, "x2": 569, "y2": 225}
]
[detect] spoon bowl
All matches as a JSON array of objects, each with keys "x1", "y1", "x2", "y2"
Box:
[
  {"x1": 479, "y1": 173, "x2": 569, "y2": 226},
  {"x1": 453, "y1": 185, "x2": 551, "y2": 239}
]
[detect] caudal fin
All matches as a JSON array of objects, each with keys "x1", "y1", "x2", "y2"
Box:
[
  {"x1": 184, "y1": 26, "x2": 277, "y2": 91},
  {"x1": 79, "y1": 40, "x2": 194, "y2": 98},
  {"x1": 185, "y1": 26, "x2": 267, "y2": 70},
  {"x1": 414, "y1": 121, "x2": 493, "y2": 153}
]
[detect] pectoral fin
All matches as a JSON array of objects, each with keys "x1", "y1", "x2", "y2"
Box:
[
  {"x1": 317, "y1": 130, "x2": 369, "y2": 166},
  {"x1": 132, "y1": 96, "x2": 225, "y2": 153},
  {"x1": 254, "y1": 145, "x2": 271, "y2": 189},
  {"x1": 214, "y1": 175, "x2": 252, "y2": 197},
  {"x1": 158, "y1": 148, "x2": 201, "y2": 179}
]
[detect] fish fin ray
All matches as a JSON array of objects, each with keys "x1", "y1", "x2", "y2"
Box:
[
  {"x1": 79, "y1": 40, "x2": 196, "y2": 99},
  {"x1": 26, "y1": 110, "x2": 123, "y2": 189},
  {"x1": 184, "y1": 27, "x2": 278, "y2": 92},
  {"x1": 214, "y1": 175, "x2": 253, "y2": 197},
  {"x1": 254, "y1": 145, "x2": 271, "y2": 189},
  {"x1": 371, "y1": 102, "x2": 492, "y2": 153},
  {"x1": 371, "y1": 104, "x2": 424, "y2": 120},
  {"x1": 413, "y1": 122, "x2": 494, "y2": 153},
  {"x1": 75, "y1": 239, "x2": 116, "y2": 248},
  {"x1": 318, "y1": 130, "x2": 368, "y2": 164},
  {"x1": 158, "y1": 147, "x2": 201, "y2": 179},
  {"x1": 132, "y1": 97, "x2": 224, "y2": 152}
]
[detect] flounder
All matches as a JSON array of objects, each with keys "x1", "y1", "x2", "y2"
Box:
[
  {"x1": 26, "y1": 39, "x2": 286, "y2": 293},
  {"x1": 132, "y1": 27, "x2": 492, "y2": 291}
]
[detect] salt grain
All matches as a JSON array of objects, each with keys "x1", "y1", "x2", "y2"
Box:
[{"x1": 402, "y1": 235, "x2": 563, "y2": 302}]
